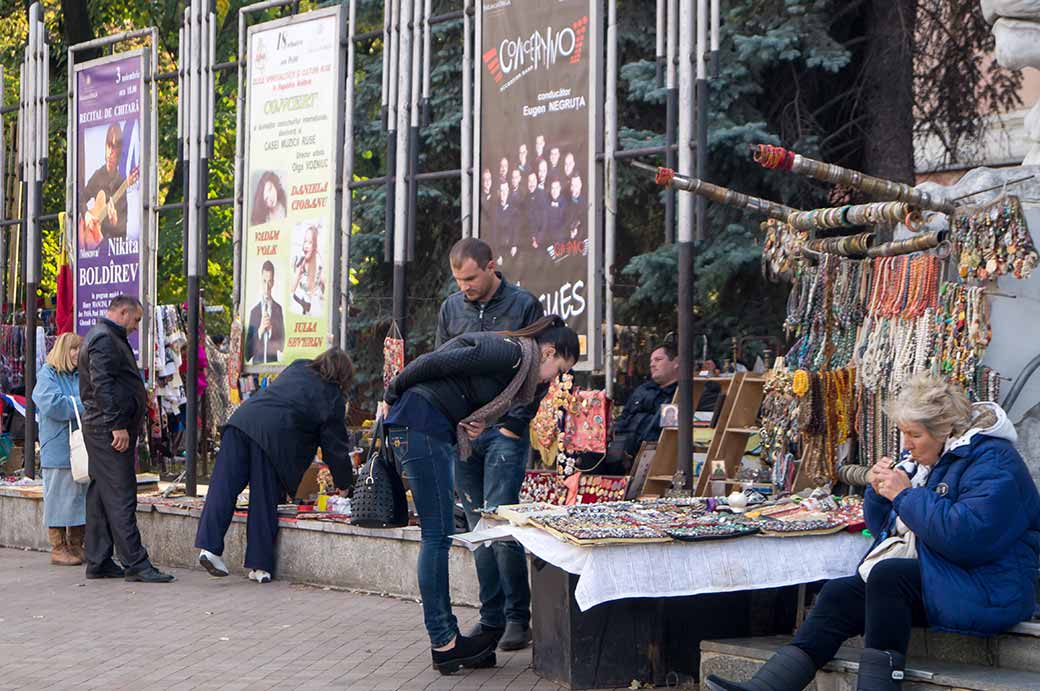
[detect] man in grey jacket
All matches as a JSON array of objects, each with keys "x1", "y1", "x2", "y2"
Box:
[{"x1": 438, "y1": 238, "x2": 544, "y2": 651}]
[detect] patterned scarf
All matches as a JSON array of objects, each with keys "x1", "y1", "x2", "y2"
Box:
[{"x1": 456, "y1": 336, "x2": 541, "y2": 459}]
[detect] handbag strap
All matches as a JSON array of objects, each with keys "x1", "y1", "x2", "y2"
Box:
[
  {"x1": 68, "y1": 395, "x2": 83, "y2": 433},
  {"x1": 362, "y1": 414, "x2": 389, "y2": 485}
]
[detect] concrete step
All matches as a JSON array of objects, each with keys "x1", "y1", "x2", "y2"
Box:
[
  {"x1": 904, "y1": 621, "x2": 1040, "y2": 672},
  {"x1": 701, "y1": 636, "x2": 1040, "y2": 691}
]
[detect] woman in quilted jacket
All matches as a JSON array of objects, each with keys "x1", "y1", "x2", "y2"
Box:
[
  {"x1": 708, "y1": 372, "x2": 1040, "y2": 691},
  {"x1": 382, "y1": 315, "x2": 578, "y2": 675}
]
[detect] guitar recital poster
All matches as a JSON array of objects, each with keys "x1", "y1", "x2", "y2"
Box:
[
  {"x1": 74, "y1": 51, "x2": 145, "y2": 357},
  {"x1": 479, "y1": 0, "x2": 592, "y2": 355},
  {"x1": 239, "y1": 7, "x2": 341, "y2": 372}
]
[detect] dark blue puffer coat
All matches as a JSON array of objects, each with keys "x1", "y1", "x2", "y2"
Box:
[{"x1": 863, "y1": 403, "x2": 1040, "y2": 636}]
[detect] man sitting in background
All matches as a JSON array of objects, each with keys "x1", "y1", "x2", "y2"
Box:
[{"x1": 603, "y1": 343, "x2": 680, "y2": 475}]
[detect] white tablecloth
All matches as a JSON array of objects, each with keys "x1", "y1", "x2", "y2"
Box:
[{"x1": 477, "y1": 523, "x2": 871, "y2": 612}]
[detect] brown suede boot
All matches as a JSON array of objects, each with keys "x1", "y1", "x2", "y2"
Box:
[
  {"x1": 48, "y1": 527, "x2": 81, "y2": 566},
  {"x1": 66, "y1": 525, "x2": 86, "y2": 562}
]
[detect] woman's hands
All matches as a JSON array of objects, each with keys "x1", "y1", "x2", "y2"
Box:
[{"x1": 868, "y1": 457, "x2": 912, "y2": 501}]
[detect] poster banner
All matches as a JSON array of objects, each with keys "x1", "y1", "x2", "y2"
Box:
[
  {"x1": 239, "y1": 6, "x2": 342, "y2": 372},
  {"x1": 479, "y1": 0, "x2": 591, "y2": 353},
  {"x1": 74, "y1": 51, "x2": 146, "y2": 357}
]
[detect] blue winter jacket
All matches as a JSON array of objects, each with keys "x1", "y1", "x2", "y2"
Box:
[
  {"x1": 31, "y1": 365, "x2": 84, "y2": 469},
  {"x1": 863, "y1": 402, "x2": 1040, "y2": 636}
]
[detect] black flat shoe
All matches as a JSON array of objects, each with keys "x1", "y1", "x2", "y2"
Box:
[
  {"x1": 85, "y1": 560, "x2": 125, "y2": 579},
  {"x1": 498, "y1": 621, "x2": 531, "y2": 651},
  {"x1": 124, "y1": 565, "x2": 175, "y2": 583},
  {"x1": 464, "y1": 622, "x2": 505, "y2": 642},
  {"x1": 431, "y1": 633, "x2": 497, "y2": 675}
]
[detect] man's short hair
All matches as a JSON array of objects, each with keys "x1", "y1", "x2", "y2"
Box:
[
  {"x1": 262, "y1": 260, "x2": 275, "y2": 276},
  {"x1": 450, "y1": 238, "x2": 493, "y2": 269},
  {"x1": 108, "y1": 295, "x2": 142, "y2": 312},
  {"x1": 653, "y1": 342, "x2": 678, "y2": 360}
]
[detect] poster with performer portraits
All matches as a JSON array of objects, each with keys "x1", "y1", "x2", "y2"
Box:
[
  {"x1": 73, "y1": 51, "x2": 146, "y2": 359},
  {"x1": 479, "y1": 0, "x2": 592, "y2": 355},
  {"x1": 239, "y1": 6, "x2": 342, "y2": 372}
]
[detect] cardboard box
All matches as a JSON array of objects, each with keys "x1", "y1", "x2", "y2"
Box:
[{"x1": 294, "y1": 461, "x2": 322, "y2": 501}]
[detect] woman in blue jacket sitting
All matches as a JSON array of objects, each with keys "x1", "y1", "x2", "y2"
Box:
[
  {"x1": 32, "y1": 333, "x2": 87, "y2": 566},
  {"x1": 708, "y1": 372, "x2": 1040, "y2": 691}
]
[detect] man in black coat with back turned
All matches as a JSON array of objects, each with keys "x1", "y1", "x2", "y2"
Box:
[
  {"x1": 437, "y1": 238, "x2": 545, "y2": 652},
  {"x1": 79, "y1": 295, "x2": 174, "y2": 583}
]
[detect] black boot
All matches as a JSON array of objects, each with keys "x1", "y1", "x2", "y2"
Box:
[
  {"x1": 856, "y1": 648, "x2": 905, "y2": 690},
  {"x1": 431, "y1": 632, "x2": 497, "y2": 675},
  {"x1": 705, "y1": 645, "x2": 817, "y2": 691}
]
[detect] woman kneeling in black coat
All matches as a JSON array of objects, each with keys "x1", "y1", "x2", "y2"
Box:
[{"x1": 195, "y1": 347, "x2": 356, "y2": 583}]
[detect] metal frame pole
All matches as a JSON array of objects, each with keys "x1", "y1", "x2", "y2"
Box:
[
  {"x1": 232, "y1": 10, "x2": 245, "y2": 307},
  {"x1": 696, "y1": 0, "x2": 708, "y2": 244},
  {"x1": 23, "y1": 6, "x2": 40, "y2": 478},
  {"x1": 421, "y1": 0, "x2": 432, "y2": 127},
  {"x1": 340, "y1": 0, "x2": 357, "y2": 349},
  {"x1": 461, "y1": 0, "x2": 472, "y2": 238},
  {"x1": 604, "y1": 0, "x2": 618, "y2": 398},
  {"x1": 406, "y1": 0, "x2": 423, "y2": 262},
  {"x1": 676, "y1": 0, "x2": 696, "y2": 491},
  {"x1": 393, "y1": 0, "x2": 414, "y2": 339},
  {"x1": 655, "y1": 0, "x2": 665, "y2": 87},
  {"x1": 385, "y1": 0, "x2": 400, "y2": 263},
  {"x1": 665, "y1": 0, "x2": 677, "y2": 244},
  {"x1": 185, "y1": 0, "x2": 202, "y2": 497},
  {"x1": 472, "y1": 0, "x2": 482, "y2": 240}
]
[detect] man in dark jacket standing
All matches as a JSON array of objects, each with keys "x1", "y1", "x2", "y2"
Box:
[
  {"x1": 79, "y1": 295, "x2": 173, "y2": 583},
  {"x1": 438, "y1": 238, "x2": 544, "y2": 651}
]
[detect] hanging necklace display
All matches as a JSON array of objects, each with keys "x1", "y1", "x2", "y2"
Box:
[{"x1": 951, "y1": 195, "x2": 1039, "y2": 281}]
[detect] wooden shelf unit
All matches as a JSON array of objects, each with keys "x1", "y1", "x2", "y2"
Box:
[
  {"x1": 695, "y1": 373, "x2": 766, "y2": 497},
  {"x1": 638, "y1": 376, "x2": 733, "y2": 498}
]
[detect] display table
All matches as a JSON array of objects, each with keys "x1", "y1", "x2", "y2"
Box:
[{"x1": 466, "y1": 521, "x2": 871, "y2": 689}]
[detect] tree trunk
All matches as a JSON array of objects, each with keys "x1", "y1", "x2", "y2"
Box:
[
  {"x1": 860, "y1": 0, "x2": 917, "y2": 184},
  {"x1": 59, "y1": 0, "x2": 100, "y2": 62}
]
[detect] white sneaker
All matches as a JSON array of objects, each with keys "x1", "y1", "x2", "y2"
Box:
[
  {"x1": 248, "y1": 569, "x2": 271, "y2": 584},
  {"x1": 199, "y1": 550, "x2": 229, "y2": 577}
]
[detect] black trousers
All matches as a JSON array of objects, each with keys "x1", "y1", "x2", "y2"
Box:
[
  {"x1": 85, "y1": 427, "x2": 150, "y2": 571},
  {"x1": 792, "y1": 558, "x2": 927, "y2": 668},
  {"x1": 194, "y1": 427, "x2": 281, "y2": 574}
]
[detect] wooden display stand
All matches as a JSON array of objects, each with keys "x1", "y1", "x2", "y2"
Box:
[
  {"x1": 637, "y1": 377, "x2": 732, "y2": 498},
  {"x1": 695, "y1": 373, "x2": 767, "y2": 497}
]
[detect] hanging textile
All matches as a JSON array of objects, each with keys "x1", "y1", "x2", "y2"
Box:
[
  {"x1": 55, "y1": 264, "x2": 74, "y2": 336},
  {"x1": 383, "y1": 321, "x2": 405, "y2": 390},
  {"x1": 562, "y1": 389, "x2": 610, "y2": 454}
]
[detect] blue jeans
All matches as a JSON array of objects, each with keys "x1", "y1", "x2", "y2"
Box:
[
  {"x1": 455, "y1": 427, "x2": 531, "y2": 629},
  {"x1": 389, "y1": 425, "x2": 459, "y2": 648}
]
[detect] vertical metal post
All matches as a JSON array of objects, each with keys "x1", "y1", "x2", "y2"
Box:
[
  {"x1": 664, "y1": 0, "x2": 677, "y2": 244},
  {"x1": 710, "y1": 0, "x2": 720, "y2": 77},
  {"x1": 655, "y1": 0, "x2": 665, "y2": 88},
  {"x1": 232, "y1": 11, "x2": 245, "y2": 305},
  {"x1": 406, "y1": 0, "x2": 422, "y2": 262},
  {"x1": 393, "y1": 0, "x2": 414, "y2": 338},
  {"x1": 587, "y1": 0, "x2": 604, "y2": 370},
  {"x1": 472, "y1": 0, "x2": 482, "y2": 239},
  {"x1": 22, "y1": 6, "x2": 40, "y2": 479},
  {"x1": 696, "y1": 0, "x2": 708, "y2": 244},
  {"x1": 421, "y1": 0, "x2": 432, "y2": 127},
  {"x1": 381, "y1": 0, "x2": 391, "y2": 129},
  {"x1": 384, "y1": 0, "x2": 399, "y2": 263},
  {"x1": 185, "y1": 0, "x2": 202, "y2": 497},
  {"x1": 461, "y1": 0, "x2": 473, "y2": 238},
  {"x1": 676, "y1": 0, "x2": 696, "y2": 491},
  {"x1": 604, "y1": 0, "x2": 617, "y2": 399},
  {"x1": 340, "y1": 0, "x2": 357, "y2": 349}
]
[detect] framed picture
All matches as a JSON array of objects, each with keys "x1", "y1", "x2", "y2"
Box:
[
  {"x1": 625, "y1": 441, "x2": 658, "y2": 500},
  {"x1": 660, "y1": 403, "x2": 679, "y2": 428}
]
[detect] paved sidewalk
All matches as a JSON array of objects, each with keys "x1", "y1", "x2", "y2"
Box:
[{"x1": 0, "y1": 548, "x2": 629, "y2": 690}]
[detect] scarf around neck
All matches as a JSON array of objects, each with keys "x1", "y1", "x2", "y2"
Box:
[{"x1": 456, "y1": 336, "x2": 541, "y2": 459}]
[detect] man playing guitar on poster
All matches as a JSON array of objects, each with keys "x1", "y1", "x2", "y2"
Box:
[{"x1": 79, "y1": 122, "x2": 138, "y2": 250}]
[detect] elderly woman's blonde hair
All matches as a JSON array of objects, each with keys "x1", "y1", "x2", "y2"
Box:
[
  {"x1": 45, "y1": 333, "x2": 83, "y2": 373},
  {"x1": 889, "y1": 372, "x2": 973, "y2": 442}
]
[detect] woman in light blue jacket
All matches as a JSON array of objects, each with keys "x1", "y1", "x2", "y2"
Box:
[{"x1": 32, "y1": 333, "x2": 86, "y2": 566}]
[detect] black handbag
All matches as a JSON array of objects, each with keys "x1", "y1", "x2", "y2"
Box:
[{"x1": 350, "y1": 419, "x2": 409, "y2": 528}]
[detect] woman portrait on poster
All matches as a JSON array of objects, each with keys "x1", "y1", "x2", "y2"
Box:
[
  {"x1": 250, "y1": 171, "x2": 287, "y2": 226},
  {"x1": 291, "y1": 223, "x2": 326, "y2": 315}
]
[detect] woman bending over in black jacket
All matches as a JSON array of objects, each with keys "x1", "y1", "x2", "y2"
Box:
[
  {"x1": 382, "y1": 315, "x2": 579, "y2": 674},
  {"x1": 195, "y1": 348, "x2": 356, "y2": 583}
]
